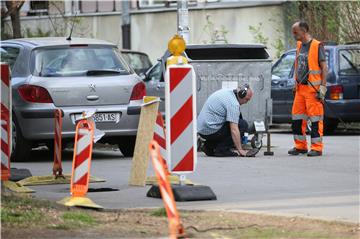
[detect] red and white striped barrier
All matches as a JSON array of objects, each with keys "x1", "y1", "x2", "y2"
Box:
[
  {"x1": 165, "y1": 65, "x2": 197, "y2": 173},
  {"x1": 1, "y1": 64, "x2": 11, "y2": 181},
  {"x1": 153, "y1": 112, "x2": 169, "y2": 174},
  {"x1": 149, "y1": 140, "x2": 185, "y2": 239},
  {"x1": 70, "y1": 119, "x2": 94, "y2": 197},
  {"x1": 53, "y1": 109, "x2": 63, "y2": 177}
]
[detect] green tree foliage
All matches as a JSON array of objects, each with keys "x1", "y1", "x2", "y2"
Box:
[
  {"x1": 25, "y1": 27, "x2": 51, "y2": 38},
  {"x1": 286, "y1": 1, "x2": 360, "y2": 44},
  {"x1": 202, "y1": 14, "x2": 229, "y2": 44},
  {"x1": 248, "y1": 23, "x2": 269, "y2": 46}
]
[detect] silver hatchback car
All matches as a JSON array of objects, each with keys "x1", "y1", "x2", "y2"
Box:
[{"x1": 1, "y1": 38, "x2": 145, "y2": 161}]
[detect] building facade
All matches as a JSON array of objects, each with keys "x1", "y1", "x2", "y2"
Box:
[{"x1": 2, "y1": 0, "x2": 288, "y2": 62}]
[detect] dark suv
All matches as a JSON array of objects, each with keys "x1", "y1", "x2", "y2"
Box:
[{"x1": 271, "y1": 43, "x2": 360, "y2": 132}]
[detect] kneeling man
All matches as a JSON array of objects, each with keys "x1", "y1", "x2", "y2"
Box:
[{"x1": 197, "y1": 84, "x2": 253, "y2": 157}]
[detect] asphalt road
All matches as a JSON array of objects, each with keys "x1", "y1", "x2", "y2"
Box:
[{"x1": 12, "y1": 128, "x2": 360, "y2": 223}]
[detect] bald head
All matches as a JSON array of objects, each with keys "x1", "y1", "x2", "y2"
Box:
[
  {"x1": 239, "y1": 88, "x2": 253, "y2": 105},
  {"x1": 292, "y1": 21, "x2": 310, "y2": 42}
]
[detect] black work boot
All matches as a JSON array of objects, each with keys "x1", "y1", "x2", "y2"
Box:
[
  {"x1": 307, "y1": 150, "x2": 322, "y2": 157},
  {"x1": 288, "y1": 147, "x2": 308, "y2": 155},
  {"x1": 201, "y1": 144, "x2": 215, "y2": 156}
]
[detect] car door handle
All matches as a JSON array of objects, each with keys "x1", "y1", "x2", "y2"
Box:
[{"x1": 87, "y1": 95, "x2": 99, "y2": 101}]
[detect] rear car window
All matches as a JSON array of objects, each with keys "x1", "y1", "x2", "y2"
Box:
[
  {"x1": 0, "y1": 47, "x2": 20, "y2": 70},
  {"x1": 339, "y1": 49, "x2": 360, "y2": 76},
  {"x1": 31, "y1": 46, "x2": 131, "y2": 77},
  {"x1": 122, "y1": 52, "x2": 152, "y2": 74}
]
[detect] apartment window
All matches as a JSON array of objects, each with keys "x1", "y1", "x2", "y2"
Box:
[
  {"x1": 79, "y1": 0, "x2": 121, "y2": 13},
  {"x1": 28, "y1": 0, "x2": 48, "y2": 16},
  {"x1": 138, "y1": 0, "x2": 196, "y2": 8}
]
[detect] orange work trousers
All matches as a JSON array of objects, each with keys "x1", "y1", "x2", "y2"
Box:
[{"x1": 291, "y1": 84, "x2": 324, "y2": 152}]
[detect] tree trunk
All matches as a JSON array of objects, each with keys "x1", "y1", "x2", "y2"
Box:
[
  {"x1": 5, "y1": 1, "x2": 24, "y2": 39},
  {"x1": 10, "y1": 8, "x2": 21, "y2": 38}
]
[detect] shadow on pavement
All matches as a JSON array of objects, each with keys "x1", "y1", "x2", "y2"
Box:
[
  {"x1": 270, "y1": 124, "x2": 360, "y2": 136},
  {"x1": 27, "y1": 145, "x2": 126, "y2": 162}
]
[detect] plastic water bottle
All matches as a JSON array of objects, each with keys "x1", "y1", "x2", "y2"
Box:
[{"x1": 242, "y1": 132, "x2": 248, "y2": 144}]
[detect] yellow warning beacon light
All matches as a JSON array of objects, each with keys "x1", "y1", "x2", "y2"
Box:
[{"x1": 167, "y1": 34, "x2": 188, "y2": 66}]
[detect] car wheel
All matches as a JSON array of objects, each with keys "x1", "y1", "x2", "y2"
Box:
[
  {"x1": 324, "y1": 118, "x2": 339, "y2": 134},
  {"x1": 118, "y1": 136, "x2": 136, "y2": 157},
  {"x1": 11, "y1": 116, "x2": 32, "y2": 162}
]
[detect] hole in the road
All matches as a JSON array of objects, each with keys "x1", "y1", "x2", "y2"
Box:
[{"x1": 88, "y1": 188, "x2": 119, "y2": 193}]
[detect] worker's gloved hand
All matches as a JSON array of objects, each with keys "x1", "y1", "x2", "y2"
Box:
[{"x1": 317, "y1": 85, "x2": 327, "y2": 100}]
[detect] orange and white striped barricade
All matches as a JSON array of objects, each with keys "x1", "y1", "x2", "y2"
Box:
[
  {"x1": 53, "y1": 108, "x2": 64, "y2": 178},
  {"x1": 58, "y1": 118, "x2": 102, "y2": 208},
  {"x1": 1, "y1": 63, "x2": 34, "y2": 193},
  {"x1": 149, "y1": 140, "x2": 185, "y2": 239},
  {"x1": 1, "y1": 63, "x2": 11, "y2": 182}
]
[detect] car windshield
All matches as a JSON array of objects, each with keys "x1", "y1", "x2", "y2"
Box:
[
  {"x1": 121, "y1": 52, "x2": 152, "y2": 74},
  {"x1": 272, "y1": 52, "x2": 296, "y2": 79},
  {"x1": 339, "y1": 49, "x2": 360, "y2": 75},
  {"x1": 32, "y1": 46, "x2": 131, "y2": 77}
]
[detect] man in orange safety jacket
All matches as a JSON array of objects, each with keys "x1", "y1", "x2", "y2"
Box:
[{"x1": 288, "y1": 21, "x2": 328, "y2": 157}]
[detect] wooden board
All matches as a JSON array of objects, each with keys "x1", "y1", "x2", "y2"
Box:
[{"x1": 129, "y1": 98, "x2": 159, "y2": 186}]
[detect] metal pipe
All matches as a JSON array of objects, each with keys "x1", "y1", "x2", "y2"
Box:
[{"x1": 177, "y1": 0, "x2": 189, "y2": 43}]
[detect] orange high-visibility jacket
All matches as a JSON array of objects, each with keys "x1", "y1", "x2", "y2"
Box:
[{"x1": 294, "y1": 39, "x2": 322, "y2": 90}]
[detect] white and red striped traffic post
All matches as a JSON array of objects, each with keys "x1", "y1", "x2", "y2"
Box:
[
  {"x1": 70, "y1": 118, "x2": 94, "y2": 197},
  {"x1": 53, "y1": 109, "x2": 63, "y2": 178},
  {"x1": 153, "y1": 112, "x2": 169, "y2": 175},
  {"x1": 58, "y1": 115, "x2": 102, "y2": 208},
  {"x1": 149, "y1": 140, "x2": 185, "y2": 239},
  {"x1": 165, "y1": 65, "x2": 197, "y2": 176},
  {"x1": 1, "y1": 63, "x2": 11, "y2": 181}
]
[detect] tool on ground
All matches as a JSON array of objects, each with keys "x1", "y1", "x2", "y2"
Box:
[{"x1": 264, "y1": 130, "x2": 274, "y2": 156}]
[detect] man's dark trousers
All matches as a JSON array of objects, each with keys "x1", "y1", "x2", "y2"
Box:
[{"x1": 199, "y1": 116, "x2": 248, "y2": 154}]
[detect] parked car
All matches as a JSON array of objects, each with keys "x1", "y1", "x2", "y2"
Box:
[
  {"x1": 0, "y1": 37, "x2": 146, "y2": 161},
  {"x1": 120, "y1": 49, "x2": 152, "y2": 76},
  {"x1": 271, "y1": 43, "x2": 360, "y2": 132}
]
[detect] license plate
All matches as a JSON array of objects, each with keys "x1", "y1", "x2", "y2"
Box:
[
  {"x1": 74, "y1": 113, "x2": 120, "y2": 123},
  {"x1": 93, "y1": 113, "x2": 119, "y2": 122}
]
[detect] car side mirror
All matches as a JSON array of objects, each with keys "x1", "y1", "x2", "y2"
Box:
[{"x1": 139, "y1": 73, "x2": 147, "y2": 81}]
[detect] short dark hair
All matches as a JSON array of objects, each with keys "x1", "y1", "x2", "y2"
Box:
[{"x1": 299, "y1": 21, "x2": 309, "y2": 32}]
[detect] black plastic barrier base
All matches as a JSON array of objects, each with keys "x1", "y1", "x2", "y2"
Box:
[
  {"x1": 10, "y1": 168, "x2": 32, "y2": 182},
  {"x1": 147, "y1": 184, "x2": 217, "y2": 202}
]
